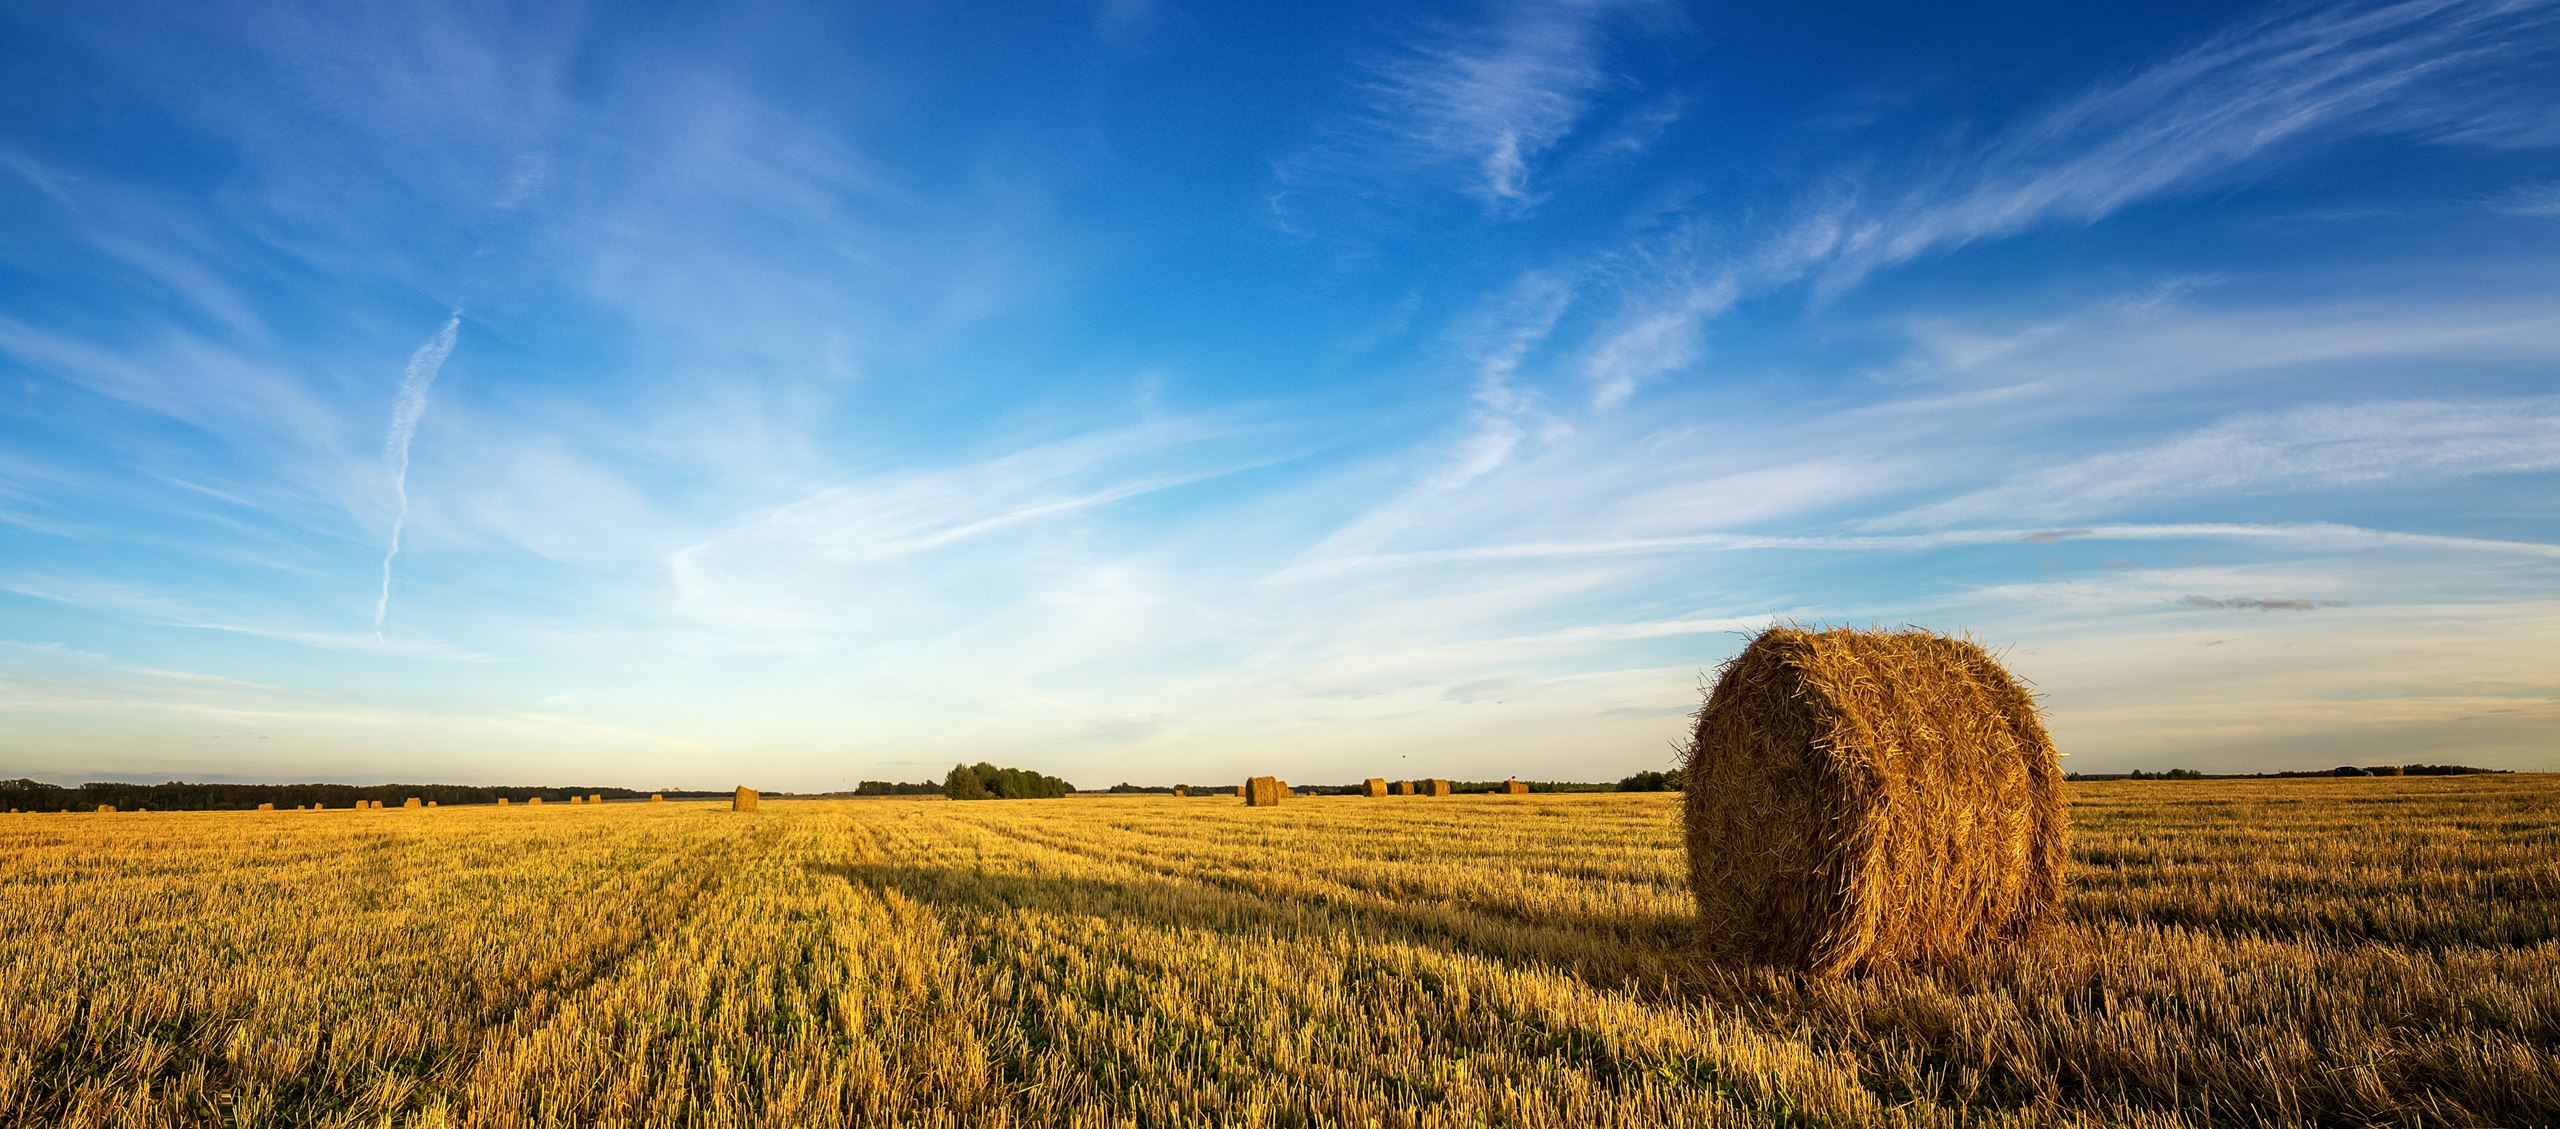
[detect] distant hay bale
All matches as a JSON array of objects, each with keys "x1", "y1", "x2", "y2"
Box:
[
  {"x1": 497, "y1": 797, "x2": 510, "y2": 807},
  {"x1": 1426, "y1": 779, "x2": 1451, "y2": 797},
  {"x1": 589, "y1": 793, "x2": 602, "y2": 804},
  {"x1": 97, "y1": 804, "x2": 115, "y2": 813},
  {"x1": 1364, "y1": 778, "x2": 1388, "y2": 797},
  {"x1": 527, "y1": 797, "x2": 542, "y2": 807},
  {"x1": 650, "y1": 794, "x2": 664, "y2": 803},
  {"x1": 1235, "y1": 784, "x2": 1247, "y2": 798},
  {"x1": 733, "y1": 786, "x2": 759, "y2": 813},
  {"x1": 403, "y1": 798, "x2": 422, "y2": 809},
  {"x1": 1682, "y1": 625, "x2": 2066, "y2": 976},
  {"x1": 1393, "y1": 780, "x2": 1415, "y2": 796},
  {"x1": 1503, "y1": 779, "x2": 1530, "y2": 795},
  {"x1": 258, "y1": 802, "x2": 274, "y2": 811},
  {"x1": 426, "y1": 801, "x2": 438, "y2": 808},
  {"x1": 1173, "y1": 786, "x2": 1188, "y2": 797},
  {"x1": 1244, "y1": 776, "x2": 1282, "y2": 807}
]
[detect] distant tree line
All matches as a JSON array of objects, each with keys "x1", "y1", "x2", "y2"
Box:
[
  {"x1": 851, "y1": 779, "x2": 946, "y2": 796},
  {"x1": 944, "y1": 762, "x2": 1074, "y2": 800},
  {"x1": 2062, "y1": 765, "x2": 2505, "y2": 781},
  {"x1": 0, "y1": 779, "x2": 688, "y2": 812}
]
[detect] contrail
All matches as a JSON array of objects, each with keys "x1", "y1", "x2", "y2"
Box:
[{"x1": 375, "y1": 313, "x2": 460, "y2": 638}]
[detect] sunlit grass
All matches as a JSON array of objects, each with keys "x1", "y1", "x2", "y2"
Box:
[{"x1": 2, "y1": 777, "x2": 2552, "y2": 1125}]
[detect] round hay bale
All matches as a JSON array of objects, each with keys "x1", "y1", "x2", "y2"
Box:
[
  {"x1": 1244, "y1": 776, "x2": 1282, "y2": 807},
  {"x1": 733, "y1": 786, "x2": 759, "y2": 812},
  {"x1": 1682, "y1": 625, "x2": 2065, "y2": 975}
]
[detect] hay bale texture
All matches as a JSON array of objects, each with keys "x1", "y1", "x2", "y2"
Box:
[
  {"x1": 1244, "y1": 776, "x2": 1282, "y2": 807},
  {"x1": 1682, "y1": 626, "x2": 2066, "y2": 975},
  {"x1": 1503, "y1": 779, "x2": 1530, "y2": 795},
  {"x1": 404, "y1": 798, "x2": 422, "y2": 809},
  {"x1": 1426, "y1": 779, "x2": 1451, "y2": 797},
  {"x1": 733, "y1": 786, "x2": 759, "y2": 812},
  {"x1": 1364, "y1": 778, "x2": 1388, "y2": 797},
  {"x1": 651, "y1": 793, "x2": 665, "y2": 803},
  {"x1": 1393, "y1": 780, "x2": 1415, "y2": 796},
  {"x1": 258, "y1": 803, "x2": 275, "y2": 811}
]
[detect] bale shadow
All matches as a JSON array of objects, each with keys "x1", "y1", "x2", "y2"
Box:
[
  {"x1": 809, "y1": 857, "x2": 1715, "y2": 1002},
  {"x1": 809, "y1": 857, "x2": 2167, "y2": 1120}
]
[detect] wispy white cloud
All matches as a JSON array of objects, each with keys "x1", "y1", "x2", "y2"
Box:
[
  {"x1": 1539, "y1": 0, "x2": 2560, "y2": 406},
  {"x1": 1287, "y1": 0, "x2": 1667, "y2": 217},
  {"x1": 1888, "y1": 397, "x2": 2560, "y2": 527},
  {"x1": 0, "y1": 574, "x2": 491, "y2": 661},
  {"x1": 1823, "y1": 0, "x2": 2560, "y2": 285},
  {"x1": 373, "y1": 314, "x2": 460, "y2": 635},
  {"x1": 667, "y1": 416, "x2": 1289, "y2": 639}
]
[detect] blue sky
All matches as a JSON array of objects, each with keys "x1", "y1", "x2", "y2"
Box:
[{"x1": 1, "y1": 0, "x2": 2555, "y2": 790}]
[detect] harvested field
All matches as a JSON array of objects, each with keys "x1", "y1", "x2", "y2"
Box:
[{"x1": 0, "y1": 778, "x2": 2554, "y2": 1126}]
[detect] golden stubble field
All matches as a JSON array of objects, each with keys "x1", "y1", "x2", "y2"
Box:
[{"x1": 2, "y1": 777, "x2": 2554, "y2": 1128}]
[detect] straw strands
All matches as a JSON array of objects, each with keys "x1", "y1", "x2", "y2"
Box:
[
  {"x1": 1365, "y1": 778, "x2": 1388, "y2": 797},
  {"x1": 1681, "y1": 625, "x2": 2067, "y2": 975},
  {"x1": 733, "y1": 786, "x2": 759, "y2": 813}
]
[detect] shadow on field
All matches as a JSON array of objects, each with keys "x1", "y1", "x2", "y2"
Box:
[
  {"x1": 809, "y1": 858, "x2": 2145, "y2": 1118},
  {"x1": 809, "y1": 858, "x2": 1712, "y2": 1001}
]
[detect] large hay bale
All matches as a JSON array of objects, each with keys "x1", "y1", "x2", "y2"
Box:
[
  {"x1": 497, "y1": 797, "x2": 510, "y2": 807},
  {"x1": 733, "y1": 786, "x2": 759, "y2": 812},
  {"x1": 1173, "y1": 786, "x2": 1188, "y2": 797},
  {"x1": 97, "y1": 804, "x2": 115, "y2": 813},
  {"x1": 1503, "y1": 779, "x2": 1530, "y2": 795},
  {"x1": 403, "y1": 797, "x2": 422, "y2": 809},
  {"x1": 650, "y1": 794, "x2": 664, "y2": 803},
  {"x1": 1244, "y1": 776, "x2": 1282, "y2": 807},
  {"x1": 1393, "y1": 780, "x2": 1415, "y2": 796},
  {"x1": 1425, "y1": 778, "x2": 1451, "y2": 797},
  {"x1": 258, "y1": 802, "x2": 275, "y2": 811},
  {"x1": 1364, "y1": 778, "x2": 1388, "y2": 797},
  {"x1": 589, "y1": 793, "x2": 602, "y2": 804},
  {"x1": 527, "y1": 796, "x2": 542, "y2": 807},
  {"x1": 1682, "y1": 625, "x2": 2066, "y2": 975}
]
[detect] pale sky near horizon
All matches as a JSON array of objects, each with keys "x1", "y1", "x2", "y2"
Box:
[{"x1": 2, "y1": 0, "x2": 2556, "y2": 791}]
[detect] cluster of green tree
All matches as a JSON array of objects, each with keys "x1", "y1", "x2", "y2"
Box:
[
  {"x1": 850, "y1": 779, "x2": 945, "y2": 796},
  {"x1": 1105, "y1": 783, "x2": 1179, "y2": 794},
  {"x1": 1615, "y1": 769, "x2": 1684, "y2": 792},
  {"x1": 943, "y1": 762, "x2": 1074, "y2": 800},
  {"x1": 0, "y1": 779, "x2": 674, "y2": 812},
  {"x1": 2125, "y1": 768, "x2": 2207, "y2": 780}
]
